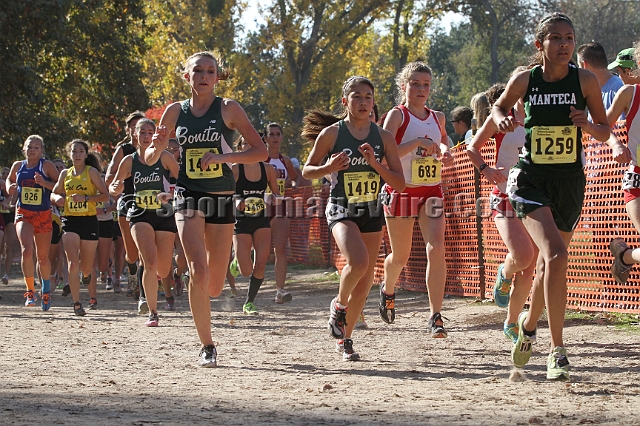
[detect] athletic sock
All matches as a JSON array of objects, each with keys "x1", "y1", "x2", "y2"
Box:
[
  {"x1": 523, "y1": 326, "x2": 536, "y2": 337},
  {"x1": 127, "y1": 262, "x2": 137, "y2": 275},
  {"x1": 25, "y1": 277, "x2": 35, "y2": 292},
  {"x1": 137, "y1": 264, "x2": 145, "y2": 298},
  {"x1": 42, "y1": 278, "x2": 51, "y2": 294},
  {"x1": 245, "y1": 275, "x2": 264, "y2": 304}
]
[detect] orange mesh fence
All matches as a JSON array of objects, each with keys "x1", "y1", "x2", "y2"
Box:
[{"x1": 285, "y1": 121, "x2": 640, "y2": 314}]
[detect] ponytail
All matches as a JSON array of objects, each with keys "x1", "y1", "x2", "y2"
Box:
[{"x1": 301, "y1": 109, "x2": 344, "y2": 143}]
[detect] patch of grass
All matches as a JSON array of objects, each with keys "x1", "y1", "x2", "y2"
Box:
[
  {"x1": 287, "y1": 263, "x2": 332, "y2": 272},
  {"x1": 565, "y1": 310, "x2": 640, "y2": 332}
]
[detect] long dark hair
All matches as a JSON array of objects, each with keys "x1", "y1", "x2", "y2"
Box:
[{"x1": 66, "y1": 139, "x2": 102, "y2": 172}]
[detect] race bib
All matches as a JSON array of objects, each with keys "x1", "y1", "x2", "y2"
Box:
[
  {"x1": 343, "y1": 172, "x2": 380, "y2": 204},
  {"x1": 244, "y1": 196, "x2": 266, "y2": 216},
  {"x1": 411, "y1": 157, "x2": 441, "y2": 185},
  {"x1": 622, "y1": 170, "x2": 640, "y2": 190},
  {"x1": 21, "y1": 187, "x2": 42, "y2": 206},
  {"x1": 265, "y1": 178, "x2": 285, "y2": 196},
  {"x1": 506, "y1": 168, "x2": 521, "y2": 196},
  {"x1": 68, "y1": 200, "x2": 88, "y2": 214},
  {"x1": 530, "y1": 126, "x2": 577, "y2": 164},
  {"x1": 185, "y1": 148, "x2": 223, "y2": 179},
  {"x1": 325, "y1": 202, "x2": 349, "y2": 222},
  {"x1": 135, "y1": 189, "x2": 161, "y2": 210}
]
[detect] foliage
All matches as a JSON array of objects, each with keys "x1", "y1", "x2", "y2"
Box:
[
  {"x1": 0, "y1": 0, "x2": 150, "y2": 163},
  {"x1": 141, "y1": 0, "x2": 241, "y2": 106}
]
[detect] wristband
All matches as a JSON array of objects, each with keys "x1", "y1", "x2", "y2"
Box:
[{"x1": 479, "y1": 163, "x2": 488, "y2": 174}]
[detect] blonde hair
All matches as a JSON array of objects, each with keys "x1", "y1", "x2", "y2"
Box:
[
  {"x1": 182, "y1": 51, "x2": 230, "y2": 81},
  {"x1": 395, "y1": 61, "x2": 433, "y2": 105},
  {"x1": 23, "y1": 135, "x2": 44, "y2": 154},
  {"x1": 470, "y1": 92, "x2": 490, "y2": 127}
]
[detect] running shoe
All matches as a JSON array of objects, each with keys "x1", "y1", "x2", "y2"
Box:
[
  {"x1": 547, "y1": 346, "x2": 570, "y2": 381},
  {"x1": 2, "y1": 274, "x2": 8, "y2": 285},
  {"x1": 328, "y1": 297, "x2": 347, "y2": 339},
  {"x1": 165, "y1": 296, "x2": 175, "y2": 311},
  {"x1": 428, "y1": 312, "x2": 448, "y2": 338},
  {"x1": 138, "y1": 297, "x2": 149, "y2": 315},
  {"x1": 336, "y1": 338, "x2": 360, "y2": 361},
  {"x1": 493, "y1": 263, "x2": 512, "y2": 308},
  {"x1": 105, "y1": 277, "x2": 113, "y2": 291},
  {"x1": 355, "y1": 312, "x2": 368, "y2": 329},
  {"x1": 145, "y1": 312, "x2": 159, "y2": 327},
  {"x1": 173, "y1": 272, "x2": 184, "y2": 297},
  {"x1": 89, "y1": 298, "x2": 98, "y2": 310},
  {"x1": 198, "y1": 345, "x2": 217, "y2": 367},
  {"x1": 41, "y1": 292, "x2": 51, "y2": 312},
  {"x1": 229, "y1": 287, "x2": 238, "y2": 298},
  {"x1": 503, "y1": 321, "x2": 518, "y2": 343},
  {"x1": 229, "y1": 257, "x2": 240, "y2": 278},
  {"x1": 610, "y1": 238, "x2": 633, "y2": 284},
  {"x1": 378, "y1": 284, "x2": 395, "y2": 324},
  {"x1": 243, "y1": 302, "x2": 258, "y2": 315},
  {"x1": 61, "y1": 283, "x2": 70, "y2": 297},
  {"x1": 512, "y1": 311, "x2": 536, "y2": 368},
  {"x1": 113, "y1": 280, "x2": 121, "y2": 293},
  {"x1": 73, "y1": 302, "x2": 86, "y2": 316},
  {"x1": 24, "y1": 290, "x2": 36, "y2": 307},
  {"x1": 81, "y1": 274, "x2": 91, "y2": 286},
  {"x1": 56, "y1": 281, "x2": 64, "y2": 290},
  {"x1": 275, "y1": 289, "x2": 292, "y2": 304}
]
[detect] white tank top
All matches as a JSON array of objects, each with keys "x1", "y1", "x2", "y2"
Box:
[
  {"x1": 266, "y1": 154, "x2": 288, "y2": 180},
  {"x1": 493, "y1": 125, "x2": 526, "y2": 194},
  {"x1": 393, "y1": 105, "x2": 444, "y2": 187},
  {"x1": 626, "y1": 84, "x2": 640, "y2": 165}
]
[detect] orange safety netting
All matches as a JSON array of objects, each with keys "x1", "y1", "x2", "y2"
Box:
[{"x1": 283, "y1": 122, "x2": 640, "y2": 314}]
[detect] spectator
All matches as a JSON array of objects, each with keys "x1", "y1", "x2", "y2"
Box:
[
  {"x1": 608, "y1": 47, "x2": 640, "y2": 85},
  {"x1": 577, "y1": 42, "x2": 624, "y2": 112},
  {"x1": 450, "y1": 106, "x2": 473, "y2": 145}
]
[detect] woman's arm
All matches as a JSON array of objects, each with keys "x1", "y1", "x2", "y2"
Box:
[
  {"x1": 466, "y1": 115, "x2": 508, "y2": 184},
  {"x1": 160, "y1": 151, "x2": 180, "y2": 179},
  {"x1": 51, "y1": 169, "x2": 68, "y2": 207},
  {"x1": 108, "y1": 156, "x2": 133, "y2": 197},
  {"x1": 575, "y1": 69, "x2": 610, "y2": 142},
  {"x1": 493, "y1": 70, "x2": 529, "y2": 132},
  {"x1": 5, "y1": 161, "x2": 21, "y2": 196},
  {"x1": 435, "y1": 111, "x2": 454, "y2": 167},
  {"x1": 302, "y1": 126, "x2": 344, "y2": 180},
  {"x1": 371, "y1": 129, "x2": 405, "y2": 192},
  {"x1": 105, "y1": 145, "x2": 126, "y2": 186},
  {"x1": 218, "y1": 99, "x2": 268, "y2": 165},
  {"x1": 607, "y1": 85, "x2": 633, "y2": 128},
  {"x1": 146, "y1": 102, "x2": 182, "y2": 165},
  {"x1": 282, "y1": 156, "x2": 298, "y2": 187},
  {"x1": 35, "y1": 160, "x2": 59, "y2": 191}
]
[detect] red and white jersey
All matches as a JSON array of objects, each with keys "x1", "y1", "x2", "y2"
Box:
[
  {"x1": 625, "y1": 84, "x2": 640, "y2": 165},
  {"x1": 266, "y1": 154, "x2": 288, "y2": 180},
  {"x1": 393, "y1": 105, "x2": 445, "y2": 187},
  {"x1": 493, "y1": 124, "x2": 526, "y2": 194}
]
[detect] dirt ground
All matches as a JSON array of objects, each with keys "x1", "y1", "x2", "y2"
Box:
[{"x1": 1, "y1": 263, "x2": 639, "y2": 426}]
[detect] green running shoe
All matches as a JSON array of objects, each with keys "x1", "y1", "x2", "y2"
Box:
[
  {"x1": 229, "y1": 257, "x2": 240, "y2": 278},
  {"x1": 511, "y1": 311, "x2": 536, "y2": 368},
  {"x1": 503, "y1": 321, "x2": 518, "y2": 343},
  {"x1": 493, "y1": 263, "x2": 512, "y2": 308},
  {"x1": 243, "y1": 302, "x2": 258, "y2": 315},
  {"x1": 547, "y1": 346, "x2": 570, "y2": 381}
]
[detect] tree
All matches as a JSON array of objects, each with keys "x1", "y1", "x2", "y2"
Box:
[
  {"x1": 0, "y1": 0, "x2": 150, "y2": 162},
  {"x1": 540, "y1": 0, "x2": 640, "y2": 58}
]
